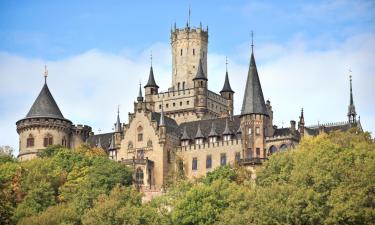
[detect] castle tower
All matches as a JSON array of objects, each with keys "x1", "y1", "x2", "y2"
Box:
[
  {"x1": 298, "y1": 108, "x2": 305, "y2": 137},
  {"x1": 193, "y1": 59, "x2": 208, "y2": 118},
  {"x1": 114, "y1": 106, "x2": 123, "y2": 148},
  {"x1": 240, "y1": 39, "x2": 269, "y2": 160},
  {"x1": 347, "y1": 74, "x2": 357, "y2": 124},
  {"x1": 220, "y1": 60, "x2": 235, "y2": 117},
  {"x1": 144, "y1": 65, "x2": 159, "y2": 111},
  {"x1": 16, "y1": 67, "x2": 73, "y2": 160},
  {"x1": 171, "y1": 22, "x2": 208, "y2": 90}
]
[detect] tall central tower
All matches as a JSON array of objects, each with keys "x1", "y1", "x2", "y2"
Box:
[{"x1": 171, "y1": 23, "x2": 208, "y2": 90}]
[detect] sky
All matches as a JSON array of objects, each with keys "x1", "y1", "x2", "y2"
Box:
[{"x1": 0, "y1": 0, "x2": 374, "y2": 155}]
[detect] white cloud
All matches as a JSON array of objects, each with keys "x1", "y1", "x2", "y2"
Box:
[{"x1": 1, "y1": 33, "x2": 374, "y2": 156}]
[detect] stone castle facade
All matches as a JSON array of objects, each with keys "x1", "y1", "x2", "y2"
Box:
[{"x1": 17, "y1": 22, "x2": 362, "y2": 190}]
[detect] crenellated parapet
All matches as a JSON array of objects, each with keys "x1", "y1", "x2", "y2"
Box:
[{"x1": 16, "y1": 117, "x2": 72, "y2": 133}]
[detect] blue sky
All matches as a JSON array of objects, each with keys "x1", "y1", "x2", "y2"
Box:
[{"x1": 0, "y1": 0, "x2": 375, "y2": 154}]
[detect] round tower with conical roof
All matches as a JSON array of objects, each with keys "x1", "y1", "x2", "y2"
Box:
[{"x1": 16, "y1": 68, "x2": 73, "y2": 160}]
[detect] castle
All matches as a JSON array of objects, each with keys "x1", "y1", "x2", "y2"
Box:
[{"x1": 17, "y1": 21, "x2": 362, "y2": 190}]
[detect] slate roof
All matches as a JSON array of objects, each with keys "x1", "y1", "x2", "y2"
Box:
[
  {"x1": 208, "y1": 122, "x2": 219, "y2": 137},
  {"x1": 180, "y1": 116, "x2": 241, "y2": 139},
  {"x1": 193, "y1": 59, "x2": 207, "y2": 80},
  {"x1": 195, "y1": 124, "x2": 205, "y2": 139},
  {"x1": 305, "y1": 122, "x2": 354, "y2": 136},
  {"x1": 220, "y1": 71, "x2": 234, "y2": 93},
  {"x1": 86, "y1": 132, "x2": 114, "y2": 150},
  {"x1": 151, "y1": 112, "x2": 179, "y2": 134},
  {"x1": 25, "y1": 83, "x2": 66, "y2": 120},
  {"x1": 241, "y1": 51, "x2": 268, "y2": 116},
  {"x1": 144, "y1": 66, "x2": 159, "y2": 88}
]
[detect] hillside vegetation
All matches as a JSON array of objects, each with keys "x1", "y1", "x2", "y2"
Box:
[{"x1": 0, "y1": 130, "x2": 374, "y2": 225}]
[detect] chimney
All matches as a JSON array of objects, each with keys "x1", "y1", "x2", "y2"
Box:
[{"x1": 290, "y1": 120, "x2": 296, "y2": 132}]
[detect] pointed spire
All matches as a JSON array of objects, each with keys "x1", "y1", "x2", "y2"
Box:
[
  {"x1": 220, "y1": 58, "x2": 234, "y2": 93},
  {"x1": 347, "y1": 70, "x2": 357, "y2": 123},
  {"x1": 193, "y1": 58, "x2": 207, "y2": 80},
  {"x1": 223, "y1": 118, "x2": 232, "y2": 135},
  {"x1": 144, "y1": 66, "x2": 159, "y2": 88},
  {"x1": 241, "y1": 33, "x2": 268, "y2": 116},
  {"x1": 159, "y1": 101, "x2": 165, "y2": 126},
  {"x1": 137, "y1": 82, "x2": 144, "y2": 102},
  {"x1": 109, "y1": 134, "x2": 116, "y2": 150},
  {"x1": 195, "y1": 123, "x2": 204, "y2": 139},
  {"x1": 115, "y1": 106, "x2": 122, "y2": 133},
  {"x1": 181, "y1": 126, "x2": 190, "y2": 140},
  {"x1": 299, "y1": 108, "x2": 305, "y2": 125},
  {"x1": 208, "y1": 122, "x2": 218, "y2": 137}
]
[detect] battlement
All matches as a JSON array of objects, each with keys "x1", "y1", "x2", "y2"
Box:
[
  {"x1": 176, "y1": 138, "x2": 242, "y2": 152},
  {"x1": 72, "y1": 124, "x2": 92, "y2": 132},
  {"x1": 207, "y1": 90, "x2": 227, "y2": 105},
  {"x1": 171, "y1": 25, "x2": 208, "y2": 39},
  {"x1": 154, "y1": 88, "x2": 195, "y2": 100}
]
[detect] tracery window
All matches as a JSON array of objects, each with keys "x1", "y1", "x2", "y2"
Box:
[
  {"x1": 220, "y1": 153, "x2": 227, "y2": 166},
  {"x1": 135, "y1": 168, "x2": 144, "y2": 185}
]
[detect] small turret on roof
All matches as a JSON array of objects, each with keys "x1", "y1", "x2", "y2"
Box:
[
  {"x1": 193, "y1": 59, "x2": 207, "y2": 81},
  {"x1": 114, "y1": 106, "x2": 122, "y2": 133},
  {"x1": 223, "y1": 118, "x2": 232, "y2": 136},
  {"x1": 208, "y1": 122, "x2": 219, "y2": 137},
  {"x1": 194, "y1": 123, "x2": 205, "y2": 139},
  {"x1": 159, "y1": 103, "x2": 165, "y2": 127},
  {"x1": 181, "y1": 126, "x2": 191, "y2": 140},
  {"x1": 144, "y1": 66, "x2": 159, "y2": 88},
  {"x1": 108, "y1": 134, "x2": 115, "y2": 150},
  {"x1": 137, "y1": 82, "x2": 144, "y2": 102},
  {"x1": 220, "y1": 58, "x2": 234, "y2": 93}
]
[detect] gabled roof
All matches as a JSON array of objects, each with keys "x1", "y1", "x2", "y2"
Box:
[
  {"x1": 144, "y1": 66, "x2": 159, "y2": 88},
  {"x1": 195, "y1": 123, "x2": 205, "y2": 139},
  {"x1": 87, "y1": 132, "x2": 114, "y2": 150},
  {"x1": 222, "y1": 118, "x2": 232, "y2": 135},
  {"x1": 151, "y1": 112, "x2": 179, "y2": 134},
  {"x1": 220, "y1": 71, "x2": 234, "y2": 93},
  {"x1": 193, "y1": 59, "x2": 207, "y2": 81},
  {"x1": 26, "y1": 83, "x2": 65, "y2": 119},
  {"x1": 208, "y1": 122, "x2": 219, "y2": 137},
  {"x1": 241, "y1": 51, "x2": 268, "y2": 116},
  {"x1": 181, "y1": 126, "x2": 191, "y2": 140}
]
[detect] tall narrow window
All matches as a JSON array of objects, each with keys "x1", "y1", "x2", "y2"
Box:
[
  {"x1": 235, "y1": 152, "x2": 241, "y2": 163},
  {"x1": 26, "y1": 134, "x2": 34, "y2": 147},
  {"x1": 256, "y1": 148, "x2": 260, "y2": 158},
  {"x1": 43, "y1": 135, "x2": 53, "y2": 147},
  {"x1": 206, "y1": 155, "x2": 212, "y2": 169},
  {"x1": 182, "y1": 82, "x2": 185, "y2": 90},
  {"x1": 193, "y1": 49, "x2": 195, "y2": 55},
  {"x1": 220, "y1": 153, "x2": 227, "y2": 166},
  {"x1": 138, "y1": 133, "x2": 143, "y2": 142},
  {"x1": 192, "y1": 157, "x2": 198, "y2": 171},
  {"x1": 62, "y1": 137, "x2": 67, "y2": 146},
  {"x1": 256, "y1": 127, "x2": 260, "y2": 135},
  {"x1": 178, "y1": 82, "x2": 180, "y2": 90},
  {"x1": 136, "y1": 168, "x2": 144, "y2": 185},
  {"x1": 180, "y1": 49, "x2": 183, "y2": 56}
]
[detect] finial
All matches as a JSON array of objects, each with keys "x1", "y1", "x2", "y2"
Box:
[
  {"x1": 251, "y1": 30, "x2": 254, "y2": 52},
  {"x1": 117, "y1": 105, "x2": 120, "y2": 115},
  {"x1": 150, "y1": 51, "x2": 153, "y2": 67},
  {"x1": 44, "y1": 65, "x2": 48, "y2": 83},
  {"x1": 188, "y1": 5, "x2": 191, "y2": 27},
  {"x1": 225, "y1": 56, "x2": 228, "y2": 72}
]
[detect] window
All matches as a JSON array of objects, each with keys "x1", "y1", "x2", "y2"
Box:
[
  {"x1": 187, "y1": 101, "x2": 190, "y2": 105},
  {"x1": 62, "y1": 137, "x2": 67, "y2": 146},
  {"x1": 109, "y1": 150, "x2": 117, "y2": 160},
  {"x1": 193, "y1": 48, "x2": 195, "y2": 55},
  {"x1": 280, "y1": 144, "x2": 288, "y2": 151},
  {"x1": 138, "y1": 133, "x2": 143, "y2": 142},
  {"x1": 220, "y1": 153, "x2": 227, "y2": 166},
  {"x1": 195, "y1": 138, "x2": 203, "y2": 145},
  {"x1": 256, "y1": 148, "x2": 260, "y2": 158},
  {"x1": 246, "y1": 148, "x2": 252, "y2": 159},
  {"x1": 43, "y1": 135, "x2": 53, "y2": 147},
  {"x1": 137, "y1": 149, "x2": 144, "y2": 159},
  {"x1": 173, "y1": 102, "x2": 176, "y2": 107},
  {"x1": 248, "y1": 127, "x2": 252, "y2": 135},
  {"x1": 182, "y1": 140, "x2": 189, "y2": 146},
  {"x1": 223, "y1": 135, "x2": 231, "y2": 141},
  {"x1": 209, "y1": 137, "x2": 217, "y2": 143},
  {"x1": 192, "y1": 157, "x2": 198, "y2": 170},
  {"x1": 180, "y1": 49, "x2": 183, "y2": 56},
  {"x1": 135, "y1": 168, "x2": 144, "y2": 185},
  {"x1": 182, "y1": 82, "x2": 185, "y2": 89},
  {"x1": 166, "y1": 104, "x2": 169, "y2": 108},
  {"x1": 178, "y1": 83, "x2": 180, "y2": 90},
  {"x1": 180, "y1": 101, "x2": 182, "y2": 106},
  {"x1": 159, "y1": 104, "x2": 162, "y2": 109},
  {"x1": 235, "y1": 152, "x2": 241, "y2": 163},
  {"x1": 206, "y1": 155, "x2": 212, "y2": 169},
  {"x1": 256, "y1": 127, "x2": 260, "y2": 135},
  {"x1": 26, "y1": 135, "x2": 34, "y2": 147}
]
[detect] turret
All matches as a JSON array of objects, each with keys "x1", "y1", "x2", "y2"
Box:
[
  {"x1": 193, "y1": 59, "x2": 208, "y2": 118},
  {"x1": 114, "y1": 106, "x2": 123, "y2": 148},
  {"x1": 240, "y1": 34, "x2": 268, "y2": 160},
  {"x1": 298, "y1": 108, "x2": 305, "y2": 137},
  {"x1": 159, "y1": 104, "x2": 167, "y2": 143},
  {"x1": 144, "y1": 64, "x2": 159, "y2": 111},
  {"x1": 194, "y1": 123, "x2": 204, "y2": 145},
  {"x1": 348, "y1": 74, "x2": 357, "y2": 124},
  {"x1": 265, "y1": 100, "x2": 274, "y2": 137},
  {"x1": 220, "y1": 58, "x2": 235, "y2": 116},
  {"x1": 171, "y1": 22, "x2": 208, "y2": 90}
]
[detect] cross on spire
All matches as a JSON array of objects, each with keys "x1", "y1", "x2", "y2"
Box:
[{"x1": 44, "y1": 65, "x2": 48, "y2": 83}]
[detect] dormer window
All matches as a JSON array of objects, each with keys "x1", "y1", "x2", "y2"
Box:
[
  {"x1": 195, "y1": 138, "x2": 203, "y2": 145},
  {"x1": 223, "y1": 135, "x2": 231, "y2": 141},
  {"x1": 209, "y1": 137, "x2": 217, "y2": 143},
  {"x1": 181, "y1": 140, "x2": 190, "y2": 146}
]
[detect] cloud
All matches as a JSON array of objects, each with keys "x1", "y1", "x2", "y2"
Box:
[{"x1": 1, "y1": 33, "x2": 374, "y2": 156}]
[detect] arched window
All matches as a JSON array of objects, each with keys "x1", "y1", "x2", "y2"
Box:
[
  {"x1": 180, "y1": 49, "x2": 183, "y2": 56},
  {"x1": 62, "y1": 136, "x2": 67, "y2": 147},
  {"x1": 193, "y1": 48, "x2": 195, "y2": 55},
  {"x1": 26, "y1": 134, "x2": 34, "y2": 147},
  {"x1": 280, "y1": 144, "x2": 288, "y2": 151},
  {"x1": 137, "y1": 126, "x2": 143, "y2": 142},
  {"x1": 43, "y1": 134, "x2": 53, "y2": 147},
  {"x1": 135, "y1": 168, "x2": 144, "y2": 185},
  {"x1": 269, "y1": 145, "x2": 277, "y2": 155}
]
